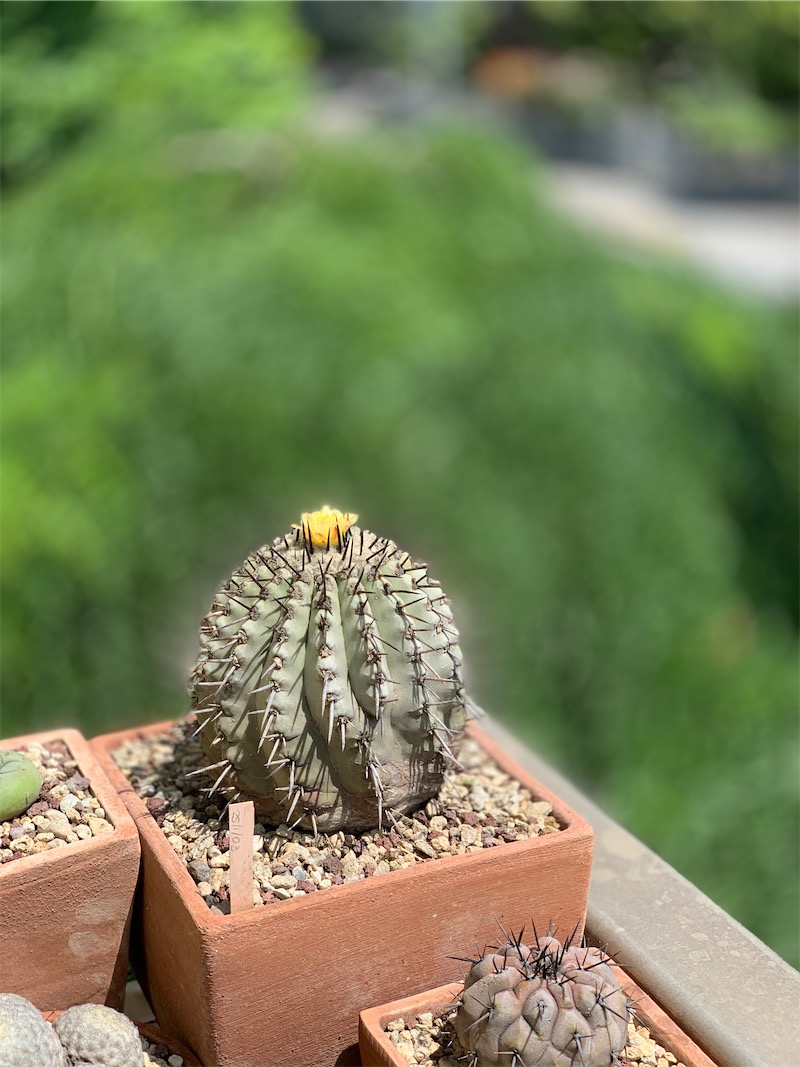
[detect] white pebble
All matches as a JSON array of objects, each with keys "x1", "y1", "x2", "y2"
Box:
[{"x1": 87, "y1": 817, "x2": 114, "y2": 836}]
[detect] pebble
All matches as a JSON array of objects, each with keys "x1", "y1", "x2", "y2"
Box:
[
  {"x1": 189, "y1": 860, "x2": 213, "y2": 883},
  {"x1": 270, "y1": 873, "x2": 297, "y2": 890},
  {"x1": 112, "y1": 723, "x2": 561, "y2": 913},
  {"x1": 45, "y1": 810, "x2": 73, "y2": 839},
  {"x1": 87, "y1": 816, "x2": 114, "y2": 835}
]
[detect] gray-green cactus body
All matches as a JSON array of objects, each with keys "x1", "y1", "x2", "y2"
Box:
[
  {"x1": 454, "y1": 933, "x2": 630, "y2": 1067},
  {"x1": 190, "y1": 512, "x2": 467, "y2": 832},
  {"x1": 52, "y1": 1004, "x2": 141, "y2": 1067},
  {"x1": 0, "y1": 751, "x2": 43, "y2": 822},
  {"x1": 0, "y1": 994, "x2": 66, "y2": 1067}
]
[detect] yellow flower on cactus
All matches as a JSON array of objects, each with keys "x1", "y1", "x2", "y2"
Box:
[{"x1": 297, "y1": 506, "x2": 358, "y2": 549}]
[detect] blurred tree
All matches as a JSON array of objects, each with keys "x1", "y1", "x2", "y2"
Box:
[
  {"x1": 1, "y1": 1, "x2": 797, "y2": 965},
  {"x1": 525, "y1": 0, "x2": 799, "y2": 106}
]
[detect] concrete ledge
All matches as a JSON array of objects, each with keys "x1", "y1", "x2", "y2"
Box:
[{"x1": 481, "y1": 716, "x2": 800, "y2": 1067}]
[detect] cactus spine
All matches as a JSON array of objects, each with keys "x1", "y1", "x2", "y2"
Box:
[
  {"x1": 190, "y1": 508, "x2": 468, "y2": 832},
  {"x1": 454, "y1": 928, "x2": 631, "y2": 1067}
]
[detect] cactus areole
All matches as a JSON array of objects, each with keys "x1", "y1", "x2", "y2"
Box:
[{"x1": 189, "y1": 508, "x2": 468, "y2": 833}]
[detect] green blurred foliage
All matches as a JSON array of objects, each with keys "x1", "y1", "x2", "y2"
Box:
[
  {"x1": 517, "y1": 0, "x2": 799, "y2": 152},
  {"x1": 2, "y1": 2, "x2": 798, "y2": 965}
]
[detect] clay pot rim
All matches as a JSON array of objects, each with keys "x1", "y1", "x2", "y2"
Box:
[
  {"x1": 359, "y1": 967, "x2": 719, "y2": 1067},
  {"x1": 91, "y1": 718, "x2": 593, "y2": 933},
  {"x1": 0, "y1": 728, "x2": 140, "y2": 880}
]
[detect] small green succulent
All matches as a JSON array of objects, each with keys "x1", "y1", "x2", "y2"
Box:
[{"x1": 0, "y1": 751, "x2": 42, "y2": 822}]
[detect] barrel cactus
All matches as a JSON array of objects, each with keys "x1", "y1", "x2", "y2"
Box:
[
  {"x1": 189, "y1": 507, "x2": 468, "y2": 832},
  {"x1": 0, "y1": 751, "x2": 42, "y2": 822},
  {"x1": 0, "y1": 994, "x2": 66, "y2": 1067},
  {"x1": 454, "y1": 929, "x2": 631, "y2": 1067},
  {"x1": 52, "y1": 1004, "x2": 141, "y2": 1067}
]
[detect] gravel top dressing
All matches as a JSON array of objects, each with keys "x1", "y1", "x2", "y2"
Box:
[
  {"x1": 113, "y1": 720, "x2": 561, "y2": 912},
  {"x1": 0, "y1": 740, "x2": 114, "y2": 865},
  {"x1": 141, "y1": 1032, "x2": 185, "y2": 1067},
  {"x1": 386, "y1": 1007, "x2": 686, "y2": 1067}
]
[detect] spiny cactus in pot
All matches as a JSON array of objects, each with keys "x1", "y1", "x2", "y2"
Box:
[
  {"x1": 453, "y1": 926, "x2": 631, "y2": 1067},
  {"x1": 189, "y1": 507, "x2": 469, "y2": 833}
]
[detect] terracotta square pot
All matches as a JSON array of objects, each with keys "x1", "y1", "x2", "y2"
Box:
[
  {"x1": 358, "y1": 970, "x2": 719, "y2": 1067},
  {"x1": 91, "y1": 720, "x2": 593, "y2": 1067},
  {"x1": 0, "y1": 729, "x2": 141, "y2": 1010}
]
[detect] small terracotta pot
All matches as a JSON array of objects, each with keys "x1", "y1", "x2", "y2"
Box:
[
  {"x1": 0, "y1": 729, "x2": 141, "y2": 1010},
  {"x1": 42, "y1": 1009, "x2": 202, "y2": 1065},
  {"x1": 91, "y1": 720, "x2": 593, "y2": 1067},
  {"x1": 358, "y1": 968, "x2": 719, "y2": 1067}
]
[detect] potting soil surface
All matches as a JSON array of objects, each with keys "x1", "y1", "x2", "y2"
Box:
[
  {"x1": 1, "y1": 740, "x2": 114, "y2": 865},
  {"x1": 113, "y1": 719, "x2": 560, "y2": 912}
]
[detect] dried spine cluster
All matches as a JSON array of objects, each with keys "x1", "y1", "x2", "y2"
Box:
[
  {"x1": 190, "y1": 508, "x2": 468, "y2": 832},
  {"x1": 454, "y1": 928, "x2": 631, "y2": 1067}
]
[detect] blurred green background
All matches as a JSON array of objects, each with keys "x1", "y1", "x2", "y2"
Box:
[{"x1": 2, "y1": 2, "x2": 798, "y2": 966}]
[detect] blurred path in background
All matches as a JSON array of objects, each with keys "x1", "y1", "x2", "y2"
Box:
[
  {"x1": 312, "y1": 80, "x2": 799, "y2": 302},
  {"x1": 544, "y1": 162, "x2": 800, "y2": 300}
]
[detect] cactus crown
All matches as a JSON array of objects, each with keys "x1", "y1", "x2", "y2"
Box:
[
  {"x1": 454, "y1": 926, "x2": 631, "y2": 1067},
  {"x1": 189, "y1": 509, "x2": 468, "y2": 833}
]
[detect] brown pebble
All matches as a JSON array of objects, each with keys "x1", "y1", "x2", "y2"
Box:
[
  {"x1": 260, "y1": 891, "x2": 278, "y2": 904},
  {"x1": 362, "y1": 864, "x2": 376, "y2": 878},
  {"x1": 66, "y1": 774, "x2": 91, "y2": 792},
  {"x1": 461, "y1": 811, "x2": 480, "y2": 826},
  {"x1": 296, "y1": 880, "x2": 317, "y2": 893},
  {"x1": 322, "y1": 855, "x2": 342, "y2": 876},
  {"x1": 27, "y1": 801, "x2": 49, "y2": 817},
  {"x1": 483, "y1": 836, "x2": 500, "y2": 847},
  {"x1": 412, "y1": 810, "x2": 429, "y2": 826},
  {"x1": 216, "y1": 832, "x2": 229, "y2": 850},
  {"x1": 330, "y1": 873, "x2": 344, "y2": 885},
  {"x1": 271, "y1": 862, "x2": 287, "y2": 875},
  {"x1": 483, "y1": 814, "x2": 498, "y2": 826}
]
